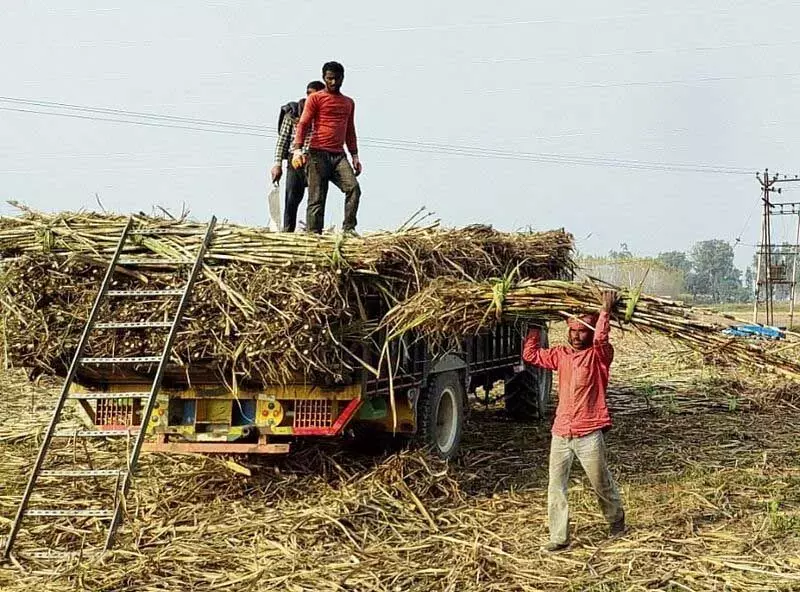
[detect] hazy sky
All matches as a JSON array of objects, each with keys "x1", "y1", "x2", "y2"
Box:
[{"x1": 2, "y1": 1, "x2": 799, "y2": 270}]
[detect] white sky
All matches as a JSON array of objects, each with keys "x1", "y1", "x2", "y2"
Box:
[{"x1": 2, "y1": 1, "x2": 800, "y2": 270}]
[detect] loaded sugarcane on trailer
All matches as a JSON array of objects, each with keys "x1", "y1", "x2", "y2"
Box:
[{"x1": 1, "y1": 213, "x2": 566, "y2": 557}]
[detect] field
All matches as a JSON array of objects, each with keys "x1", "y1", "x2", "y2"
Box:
[
  {"x1": 1, "y1": 329, "x2": 799, "y2": 591},
  {"x1": 715, "y1": 302, "x2": 800, "y2": 331}
]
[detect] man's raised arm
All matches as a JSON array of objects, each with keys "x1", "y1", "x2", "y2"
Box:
[
  {"x1": 523, "y1": 326, "x2": 561, "y2": 370},
  {"x1": 594, "y1": 290, "x2": 617, "y2": 364}
]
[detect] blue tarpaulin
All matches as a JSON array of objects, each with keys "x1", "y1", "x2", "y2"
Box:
[{"x1": 722, "y1": 324, "x2": 784, "y2": 340}]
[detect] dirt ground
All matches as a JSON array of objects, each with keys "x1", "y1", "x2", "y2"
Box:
[{"x1": 0, "y1": 329, "x2": 799, "y2": 591}]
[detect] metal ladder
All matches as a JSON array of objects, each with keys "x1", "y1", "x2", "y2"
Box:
[{"x1": 2, "y1": 215, "x2": 216, "y2": 559}]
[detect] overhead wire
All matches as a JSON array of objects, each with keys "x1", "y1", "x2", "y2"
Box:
[
  {"x1": 372, "y1": 39, "x2": 800, "y2": 68},
  {"x1": 0, "y1": 96, "x2": 755, "y2": 175},
  {"x1": 22, "y1": 5, "x2": 781, "y2": 39},
  {"x1": 733, "y1": 203, "x2": 761, "y2": 250},
  {"x1": 469, "y1": 71, "x2": 800, "y2": 94}
]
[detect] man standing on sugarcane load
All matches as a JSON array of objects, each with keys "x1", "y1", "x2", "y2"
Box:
[
  {"x1": 271, "y1": 80, "x2": 325, "y2": 232},
  {"x1": 523, "y1": 290, "x2": 626, "y2": 552},
  {"x1": 291, "y1": 61, "x2": 362, "y2": 234}
]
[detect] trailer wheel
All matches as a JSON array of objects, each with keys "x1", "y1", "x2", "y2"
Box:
[
  {"x1": 505, "y1": 324, "x2": 553, "y2": 422},
  {"x1": 504, "y1": 367, "x2": 552, "y2": 422},
  {"x1": 416, "y1": 371, "x2": 465, "y2": 460}
]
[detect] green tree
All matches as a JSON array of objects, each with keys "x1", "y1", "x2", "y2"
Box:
[
  {"x1": 744, "y1": 266, "x2": 755, "y2": 297},
  {"x1": 608, "y1": 243, "x2": 633, "y2": 259},
  {"x1": 656, "y1": 251, "x2": 692, "y2": 275},
  {"x1": 689, "y1": 239, "x2": 743, "y2": 302}
]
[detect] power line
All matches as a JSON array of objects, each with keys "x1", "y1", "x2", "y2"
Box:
[
  {"x1": 469, "y1": 71, "x2": 800, "y2": 95},
  {"x1": 0, "y1": 97, "x2": 753, "y2": 175},
  {"x1": 3, "y1": 96, "x2": 790, "y2": 146},
  {"x1": 19, "y1": 6, "x2": 776, "y2": 41},
  {"x1": 0, "y1": 97, "x2": 264, "y2": 133},
  {"x1": 349, "y1": 39, "x2": 800, "y2": 70},
  {"x1": 0, "y1": 104, "x2": 753, "y2": 175},
  {"x1": 733, "y1": 203, "x2": 761, "y2": 249},
  {"x1": 0, "y1": 106, "x2": 269, "y2": 138}
]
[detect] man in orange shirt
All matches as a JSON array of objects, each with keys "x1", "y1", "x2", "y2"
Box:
[
  {"x1": 292, "y1": 61, "x2": 362, "y2": 234},
  {"x1": 523, "y1": 290, "x2": 625, "y2": 551}
]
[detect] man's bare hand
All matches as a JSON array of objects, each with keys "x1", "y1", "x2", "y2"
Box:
[
  {"x1": 601, "y1": 289, "x2": 618, "y2": 313},
  {"x1": 352, "y1": 155, "x2": 362, "y2": 176},
  {"x1": 526, "y1": 326, "x2": 540, "y2": 342},
  {"x1": 270, "y1": 164, "x2": 283, "y2": 183}
]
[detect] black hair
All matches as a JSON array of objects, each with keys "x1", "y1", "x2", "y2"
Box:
[
  {"x1": 307, "y1": 80, "x2": 325, "y2": 91},
  {"x1": 322, "y1": 61, "x2": 345, "y2": 77}
]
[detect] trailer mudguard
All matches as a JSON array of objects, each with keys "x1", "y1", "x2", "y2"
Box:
[{"x1": 429, "y1": 353, "x2": 467, "y2": 375}]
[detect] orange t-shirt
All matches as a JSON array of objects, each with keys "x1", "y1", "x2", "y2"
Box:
[
  {"x1": 522, "y1": 311, "x2": 614, "y2": 437},
  {"x1": 294, "y1": 90, "x2": 358, "y2": 155}
]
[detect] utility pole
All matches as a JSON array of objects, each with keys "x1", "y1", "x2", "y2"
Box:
[
  {"x1": 753, "y1": 169, "x2": 800, "y2": 327},
  {"x1": 790, "y1": 212, "x2": 800, "y2": 328}
]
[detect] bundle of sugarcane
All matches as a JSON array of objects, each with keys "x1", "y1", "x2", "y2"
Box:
[
  {"x1": 1, "y1": 254, "x2": 357, "y2": 384},
  {"x1": 380, "y1": 277, "x2": 800, "y2": 381},
  {"x1": 0, "y1": 206, "x2": 574, "y2": 384},
  {"x1": 0, "y1": 206, "x2": 573, "y2": 289}
]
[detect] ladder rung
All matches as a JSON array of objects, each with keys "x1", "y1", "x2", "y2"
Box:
[
  {"x1": 80, "y1": 356, "x2": 161, "y2": 364},
  {"x1": 106, "y1": 289, "x2": 184, "y2": 297},
  {"x1": 26, "y1": 509, "x2": 114, "y2": 518},
  {"x1": 129, "y1": 227, "x2": 203, "y2": 235},
  {"x1": 40, "y1": 469, "x2": 125, "y2": 478},
  {"x1": 53, "y1": 429, "x2": 139, "y2": 438},
  {"x1": 69, "y1": 392, "x2": 151, "y2": 400},
  {"x1": 117, "y1": 258, "x2": 194, "y2": 265},
  {"x1": 24, "y1": 549, "x2": 99, "y2": 560},
  {"x1": 95, "y1": 321, "x2": 172, "y2": 329}
]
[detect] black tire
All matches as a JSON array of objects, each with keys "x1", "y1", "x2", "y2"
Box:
[
  {"x1": 416, "y1": 371, "x2": 465, "y2": 460},
  {"x1": 504, "y1": 367, "x2": 552, "y2": 422},
  {"x1": 505, "y1": 324, "x2": 553, "y2": 422}
]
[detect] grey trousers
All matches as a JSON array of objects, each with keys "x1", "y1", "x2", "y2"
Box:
[
  {"x1": 548, "y1": 430, "x2": 624, "y2": 544},
  {"x1": 305, "y1": 150, "x2": 361, "y2": 233}
]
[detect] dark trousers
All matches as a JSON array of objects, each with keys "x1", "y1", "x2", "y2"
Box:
[
  {"x1": 282, "y1": 165, "x2": 307, "y2": 232},
  {"x1": 305, "y1": 150, "x2": 361, "y2": 233}
]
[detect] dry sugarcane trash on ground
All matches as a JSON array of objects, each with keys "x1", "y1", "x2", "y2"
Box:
[{"x1": 1, "y1": 332, "x2": 798, "y2": 591}]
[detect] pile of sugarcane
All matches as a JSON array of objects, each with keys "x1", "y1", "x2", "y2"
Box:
[
  {"x1": 381, "y1": 277, "x2": 800, "y2": 380},
  {"x1": 0, "y1": 204, "x2": 572, "y2": 281},
  {"x1": 0, "y1": 206, "x2": 573, "y2": 385},
  {"x1": 6, "y1": 205, "x2": 798, "y2": 386}
]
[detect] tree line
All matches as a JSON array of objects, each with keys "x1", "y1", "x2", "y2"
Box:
[{"x1": 578, "y1": 239, "x2": 770, "y2": 303}]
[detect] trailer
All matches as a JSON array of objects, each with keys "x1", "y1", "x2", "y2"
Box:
[
  {"x1": 2, "y1": 217, "x2": 554, "y2": 557},
  {"x1": 71, "y1": 323, "x2": 551, "y2": 460}
]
